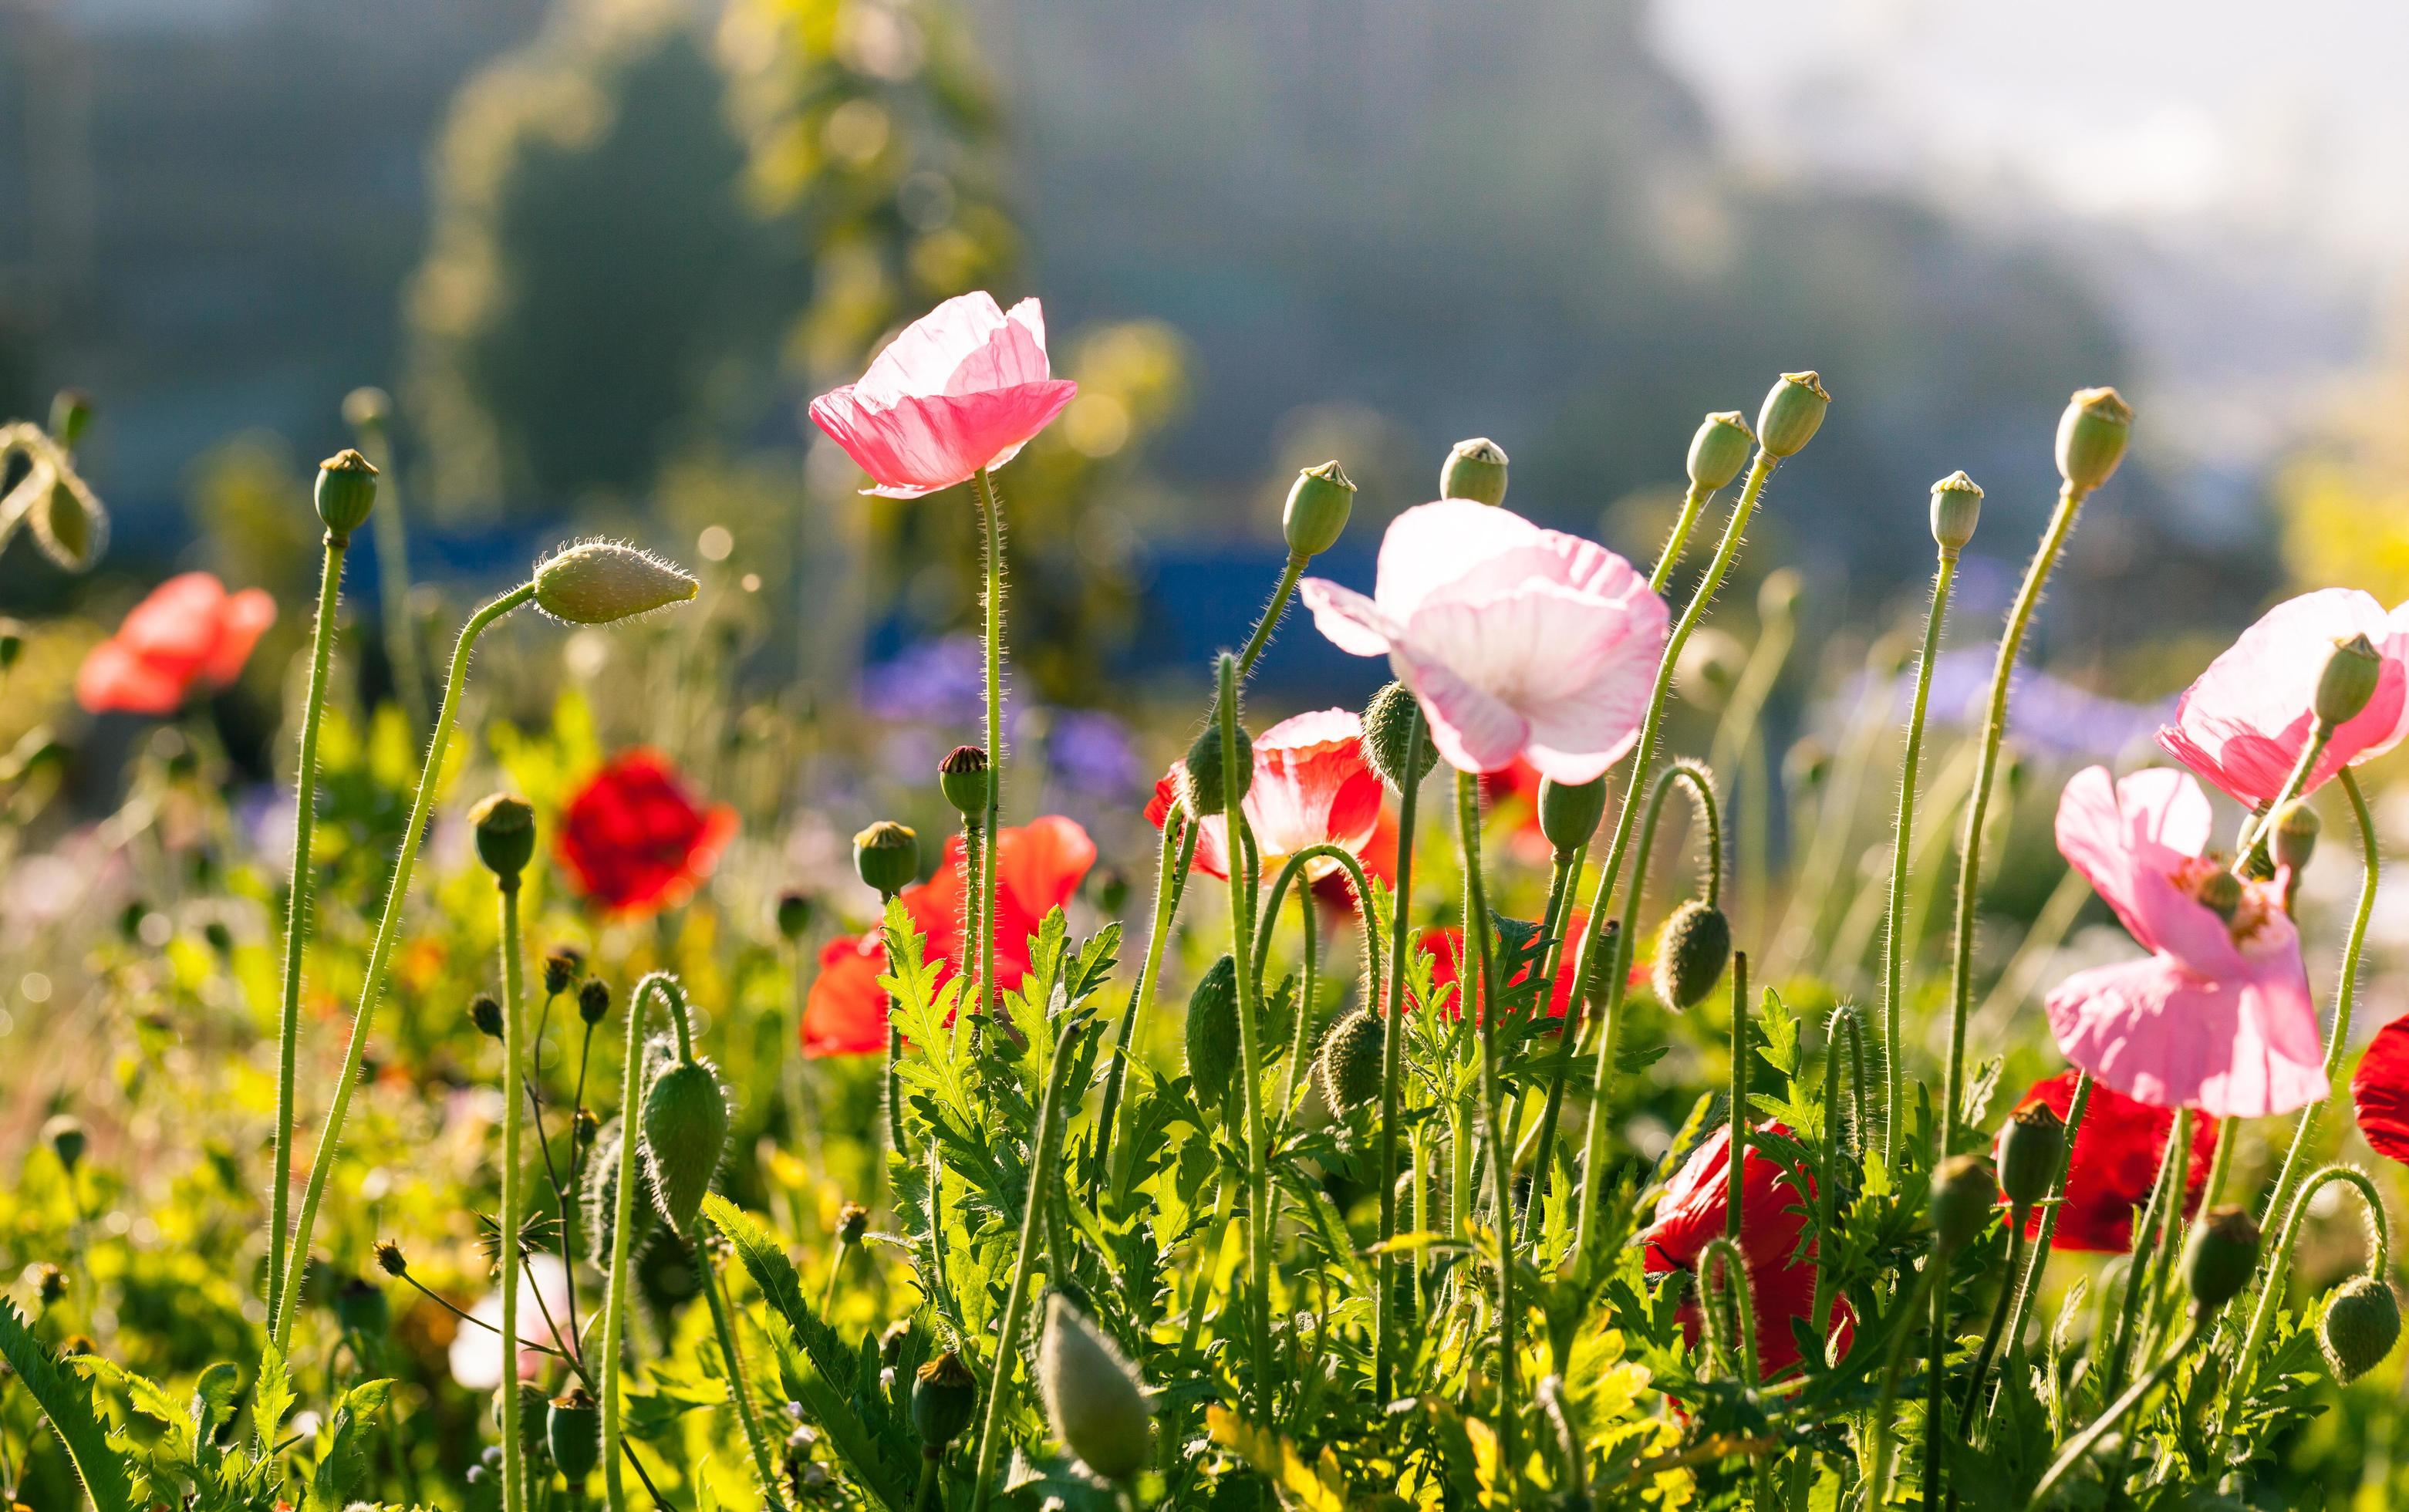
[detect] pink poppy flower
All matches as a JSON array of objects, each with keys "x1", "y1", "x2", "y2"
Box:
[
  {"x1": 76, "y1": 572, "x2": 277, "y2": 715},
  {"x1": 1143, "y1": 709, "x2": 1385, "y2": 884},
  {"x1": 2156, "y1": 588, "x2": 2409, "y2": 808},
  {"x1": 807, "y1": 292, "x2": 1078, "y2": 498},
  {"x1": 2043, "y1": 765, "x2": 2324, "y2": 1118},
  {"x1": 1299, "y1": 501, "x2": 1666, "y2": 782},
  {"x1": 447, "y1": 1254, "x2": 571, "y2": 1389},
  {"x1": 2351, "y1": 1014, "x2": 2409, "y2": 1166}
]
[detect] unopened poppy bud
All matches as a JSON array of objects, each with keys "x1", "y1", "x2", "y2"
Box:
[
  {"x1": 542, "y1": 949, "x2": 582, "y2": 997},
  {"x1": 775, "y1": 889, "x2": 815, "y2": 941},
  {"x1": 48, "y1": 389, "x2": 92, "y2": 451},
  {"x1": 532, "y1": 541, "x2": 699, "y2": 625},
  {"x1": 1318, "y1": 1009, "x2": 1385, "y2": 1111},
  {"x1": 2195, "y1": 869, "x2": 2243, "y2": 923},
  {"x1": 938, "y1": 745, "x2": 990, "y2": 818},
  {"x1": 1092, "y1": 867, "x2": 1131, "y2": 916},
  {"x1": 1930, "y1": 1154, "x2": 1994, "y2": 1253},
  {"x1": 1180, "y1": 714, "x2": 1253, "y2": 815},
  {"x1": 548, "y1": 1387, "x2": 602, "y2": 1480},
  {"x1": 1283, "y1": 461, "x2": 1358, "y2": 556},
  {"x1": 29, "y1": 1263, "x2": 65, "y2": 1307},
  {"x1": 640, "y1": 1057, "x2": 730, "y2": 1230},
  {"x1": 2184, "y1": 1205, "x2": 2260, "y2": 1312},
  {"x1": 837, "y1": 1202, "x2": 869, "y2": 1244},
  {"x1": 1930, "y1": 470, "x2": 1983, "y2": 553},
  {"x1": 2274, "y1": 802, "x2": 2320, "y2": 873},
  {"x1": 471, "y1": 994, "x2": 504, "y2": 1041},
  {"x1": 1537, "y1": 775, "x2": 1607, "y2": 855},
  {"x1": 1996, "y1": 1103, "x2": 2065, "y2": 1212},
  {"x1": 314, "y1": 448, "x2": 379, "y2": 539},
  {"x1": 853, "y1": 821, "x2": 920, "y2": 898},
  {"x1": 1652, "y1": 899, "x2": 1731, "y2": 1011},
  {"x1": 469, "y1": 793, "x2": 536, "y2": 884},
  {"x1": 1756, "y1": 371, "x2": 1830, "y2": 459},
  {"x1": 572, "y1": 1107, "x2": 598, "y2": 1149},
  {"x1": 913, "y1": 1351, "x2": 980, "y2": 1453},
  {"x1": 373, "y1": 1239, "x2": 408, "y2": 1277},
  {"x1": 2316, "y1": 633, "x2": 2384, "y2": 729},
  {"x1": 1036, "y1": 1294, "x2": 1152, "y2": 1483},
  {"x1": 1687, "y1": 411, "x2": 1754, "y2": 491},
  {"x1": 42, "y1": 1114, "x2": 85, "y2": 1173},
  {"x1": 1361, "y1": 680, "x2": 1436, "y2": 791},
  {"x1": 2056, "y1": 386, "x2": 2134, "y2": 492},
  {"x1": 1439, "y1": 439, "x2": 1510, "y2": 507},
  {"x1": 1185, "y1": 954, "x2": 1240, "y2": 1108},
  {"x1": 341, "y1": 386, "x2": 392, "y2": 437},
  {"x1": 578, "y1": 977, "x2": 612, "y2": 1024},
  {"x1": 2320, "y1": 1274, "x2": 2401, "y2": 1383}
]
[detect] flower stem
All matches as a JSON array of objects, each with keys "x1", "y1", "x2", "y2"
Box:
[
  {"x1": 265, "y1": 532, "x2": 348, "y2": 1329},
  {"x1": 273, "y1": 580, "x2": 535, "y2": 1351},
  {"x1": 1648, "y1": 481, "x2": 1712, "y2": 595},
  {"x1": 1514, "y1": 846, "x2": 1584, "y2": 1247},
  {"x1": 2100, "y1": 1105, "x2": 2188, "y2": 1402},
  {"x1": 1959, "y1": 1217, "x2": 2028, "y2": 1424},
  {"x1": 1986, "y1": 1071, "x2": 2093, "y2": 1431},
  {"x1": 1456, "y1": 769, "x2": 1518, "y2": 1487},
  {"x1": 1881, "y1": 545, "x2": 1958, "y2": 1163},
  {"x1": 1697, "y1": 1236, "x2": 1760, "y2": 1382},
  {"x1": 972, "y1": 467, "x2": 1006, "y2": 1025},
  {"x1": 601, "y1": 972, "x2": 686, "y2": 1512},
  {"x1": 1813, "y1": 1005, "x2": 1868, "y2": 1338},
  {"x1": 1237, "y1": 554, "x2": 1307, "y2": 677},
  {"x1": 1374, "y1": 722, "x2": 1426, "y2": 1402},
  {"x1": 1865, "y1": 1250, "x2": 1943, "y2": 1507},
  {"x1": 1216, "y1": 655, "x2": 1276, "y2": 1421},
  {"x1": 695, "y1": 1219, "x2": 789, "y2": 1511},
  {"x1": 1725, "y1": 952, "x2": 1750, "y2": 1244},
  {"x1": 1280, "y1": 884, "x2": 1318, "y2": 1109},
  {"x1": 498, "y1": 879, "x2": 528, "y2": 1512},
  {"x1": 353, "y1": 421, "x2": 431, "y2": 737},
  {"x1": 2026, "y1": 1321, "x2": 2205, "y2": 1509},
  {"x1": 1091, "y1": 813, "x2": 1196, "y2": 1196}
]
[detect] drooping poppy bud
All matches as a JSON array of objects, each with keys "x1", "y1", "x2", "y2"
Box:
[
  {"x1": 469, "y1": 793, "x2": 537, "y2": 885},
  {"x1": 939, "y1": 745, "x2": 990, "y2": 818},
  {"x1": 1036, "y1": 1294, "x2": 1152, "y2": 1483},
  {"x1": 542, "y1": 949, "x2": 582, "y2": 998},
  {"x1": 1652, "y1": 899, "x2": 1731, "y2": 1011},
  {"x1": 1180, "y1": 714, "x2": 1253, "y2": 816},
  {"x1": 1996, "y1": 1102, "x2": 2065, "y2": 1213},
  {"x1": 1929, "y1": 470, "x2": 1983, "y2": 554},
  {"x1": 2182, "y1": 1205, "x2": 2261, "y2": 1313},
  {"x1": 1185, "y1": 955, "x2": 1240, "y2": 1108},
  {"x1": 1283, "y1": 461, "x2": 1358, "y2": 557},
  {"x1": 2320, "y1": 1274, "x2": 2401, "y2": 1383},
  {"x1": 853, "y1": 821, "x2": 921, "y2": 899},
  {"x1": 913, "y1": 1351, "x2": 980, "y2": 1455},
  {"x1": 2316, "y1": 633, "x2": 2384, "y2": 730},
  {"x1": 775, "y1": 890, "x2": 816, "y2": 941},
  {"x1": 640, "y1": 1058, "x2": 730, "y2": 1230},
  {"x1": 1930, "y1": 1154, "x2": 1994, "y2": 1253},
  {"x1": 373, "y1": 1240, "x2": 409, "y2": 1277},
  {"x1": 471, "y1": 994, "x2": 505, "y2": 1041},
  {"x1": 1318, "y1": 1009, "x2": 1384, "y2": 1111},
  {"x1": 548, "y1": 1387, "x2": 602, "y2": 1481},
  {"x1": 2055, "y1": 386, "x2": 2134, "y2": 493},
  {"x1": 1756, "y1": 371, "x2": 1830, "y2": 460},
  {"x1": 314, "y1": 448, "x2": 379, "y2": 539},
  {"x1": 1361, "y1": 680, "x2": 1436, "y2": 791},
  {"x1": 1537, "y1": 775, "x2": 1607, "y2": 856},
  {"x1": 1439, "y1": 438, "x2": 1510, "y2": 507},
  {"x1": 1687, "y1": 411, "x2": 1754, "y2": 491},
  {"x1": 532, "y1": 541, "x2": 699, "y2": 625},
  {"x1": 579, "y1": 977, "x2": 612, "y2": 1025}
]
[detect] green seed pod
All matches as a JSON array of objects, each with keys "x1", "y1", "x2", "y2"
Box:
[
  {"x1": 853, "y1": 821, "x2": 920, "y2": 898},
  {"x1": 1283, "y1": 460, "x2": 1358, "y2": 557},
  {"x1": 548, "y1": 1387, "x2": 602, "y2": 1480},
  {"x1": 938, "y1": 744, "x2": 990, "y2": 818},
  {"x1": 1929, "y1": 1154, "x2": 1994, "y2": 1254},
  {"x1": 1317, "y1": 1009, "x2": 1385, "y2": 1111},
  {"x1": 48, "y1": 388, "x2": 93, "y2": 451},
  {"x1": 1755, "y1": 371, "x2": 1830, "y2": 460},
  {"x1": 314, "y1": 448, "x2": 379, "y2": 539},
  {"x1": 1929, "y1": 470, "x2": 1984, "y2": 553},
  {"x1": 2195, "y1": 868, "x2": 2243, "y2": 923},
  {"x1": 1439, "y1": 438, "x2": 1510, "y2": 507},
  {"x1": 2182, "y1": 1205, "x2": 2262, "y2": 1313},
  {"x1": 1996, "y1": 1102, "x2": 2065, "y2": 1212},
  {"x1": 1537, "y1": 775, "x2": 1608, "y2": 855},
  {"x1": 532, "y1": 541, "x2": 699, "y2": 625},
  {"x1": 1180, "y1": 715, "x2": 1253, "y2": 816},
  {"x1": 471, "y1": 994, "x2": 504, "y2": 1041},
  {"x1": 1687, "y1": 411, "x2": 1755, "y2": 491},
  {"x1": 1651, "y1": 899, "x2": 1731, "y2": 1011},
  {"x1": 639, "y1": 1059, "x2": 730, "y2": 1230},
  {"x1": 775, "y1": 889, "x2": 816, "y2": 942},
  {"x1": 1185, "y1": 954, "x2": 1240, "y2": 1107},
  {"x1": 2316, "y1": 633, "x2": 2384, "y2": 729},
  {"x1": 913, "y1": 1350, "x2": 980, "y2": 1454},
  {"x1": 2320, "y1": 1274, "x2": 2401, "y2": 1384},
  {"x1": 2055, "y1": 386, "x2": 2134, "y2": 493},
  {"x1": 341, "y1": 386, "x2": 391, "y2": 437},
  {"x1": 1361, "y1": 680, "x2": 1436, "y2": 791},
  {"x1": 1036, "y1": 1294, "x2": 1152, "y2": 1483},
  {"x1": 469, "y1": 793, "x2": 536, "y2": 884},
  {"x1": 2273, "y1": 802, "x2": 2320, "y2": 873}
]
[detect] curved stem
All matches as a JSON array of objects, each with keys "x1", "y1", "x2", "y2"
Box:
[
  {"x1": 972, "y1": 468, "x2": 1006, "y2": 1026},
  {"x1": 1456, "y1": 769, "x2": 1518, "y2": 1487},
  {"x1": 1280, "y1": 886, "x2": 1318, "y2": 1109},
  {"x1": 498, "y1": 880, "x2": 528, "y2": 1512},
  {"x1": 2028, "y1": 1321, "x2": 2205, "y2": 1509},
  {"x1": 273, "y1": 580, "x2": 535, "y2": 1350},
  {"x1": 695, "y1": 1219, "x2": 789, "y2": 1510},
  {"x1": 1091, "y1": 811, "x2": 1196, "y2": 1194},
  {"x1": 353, "y1": 424, "x2": 431, "y2": 737},
  {"x1": 1697, "y1": 1236, "x2": 1760, "y2": 1382},
  {"x1": 1813, "y1": 1005, "x2": 1868, "y2": 1337},
  {"x1": 266, "y1": 533, "x2": 347, "y2": 1328},
  {"x1": 1236, "y1": 554, "x2": 1307, "y2": 677},
  {"x1": 1374, "y1": 730, "x2": 1427, "y2": 1400},
  {"x1": 1648, "y1": 481, "x2": 1712, "y2": 595},
  {"x1": 601, "y1": 972, "x2": 684, "y2": 1512},
  {"x1": 1881, "y1": 547, "x2": 1958, "y2": 1162},
  {"x1": 1214, "y1": 656, "x2": 1275, "y2": 1421},
  {"x1": 1250, "y1": 842, "x2": 1378, "y2": 1011}
]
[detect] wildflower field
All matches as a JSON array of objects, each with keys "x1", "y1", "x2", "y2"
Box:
[{"x1": 8, "y1": 282, "x2": 2409, "y2": 1512}]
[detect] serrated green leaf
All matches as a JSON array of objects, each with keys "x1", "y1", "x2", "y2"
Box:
[{"x1": 0, "y1": 1301, "x2": 137, "y2": 1512}]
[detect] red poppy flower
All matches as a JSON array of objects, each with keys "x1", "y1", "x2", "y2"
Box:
[
  {"x1": 2006, "y1": 1071, "x2": 2218, "y2": 1252},
  {"x1": 2352, "y1": 1014, "x2": 2409, "y2": 1165},
  {"x1": 1413, "y1": 908, "x2": 1587, "y2": 1025},
  {"x1": 1638, "y1": 1120, "x2": 1852, "y2": 1379},
  {"x1": 802, "y1": 815, "x2": 1096, "y2": 1058},
  {"x1": 1147, "y1": 709, "x2": 1388, "y2": 888},
  {"x1": 555, "y1": 750, "x2": 736, "y2": 915},
  {"x1": 76, "y1": 572, "x2": 277, "y2": 715}
]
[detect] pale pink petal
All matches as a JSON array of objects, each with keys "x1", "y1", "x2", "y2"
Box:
[
  {"x1": 2112, "y1": 766, "x2": 2215, "y2": 861},
  {"x1": 2053, "y1": 766, "x2": 2239, "y2": 972},
  {"x1": 1389, "y1": 647, "x2": 1530, "y2": 774},
  {"x1": 2046, "y1": 953, "x2": 2326, "y2": 1119},
  {"x1": 811, "y1": 381, "x2": 1077, "y2": 498},
  {"x1": 854, "y1": 292, "x2": 1010, "y2": 403},
  {"x1": 201, "y1": 588, "x2": 278, "y2": 687},
  {"x1": 940, "y1": 301, "x2": 1053, "y2": 394},
  {"x1": 1370, "y1": 501, "x2": 1547, "y2": 623},
  {"x1": 1522, "y1": 631, "x2": 1663, "y2": 783},
  {"x1": 1299, "y1": 577, "x2": 1402, "y2": 657}
]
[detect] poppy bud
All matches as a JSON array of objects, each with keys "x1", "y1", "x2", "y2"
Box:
[
  {"x1": 29, "y1": 1263, "x2": 65, "y2": 1308},
  {"x1": 2183, "y1": 1205, "x2": 2261, "y2": 1313},
  {"x1": 640, "y1": 1058, "x2": 730, "y2": 1230},
  {"x1": 1180, "y1": 715, "x2": 1253, "y2": 816},
  {"x1": 938, "y1": 745, "x2": 990, "y2": 818},
  {"x1": 1929, "y1": 470, "x2": 1983, "y2": 554},
  {"x1": 532, "y1": 541, "x2": 699, "y2": 625},
  {"x1": 1361, "y1": 680, "x2": 1436, "y2": 791},
  {"x1": 1537, "y1": 775, "x2": 1607, "y2": 856},
  {"x1": 2316, "y1": 633, "x2": 2384, "y2": 729},
  {"x1": 1687, "y1": 411, "x2": 1754, "y2": 491},
  {"x1": 2274, "y1": 802, "x2": 2319, "y2": 873},
  {"x1": 341, "y1": 386, "x2": 391, "y2": 437},
  {"x1": 314, "y1": 448, "x2": 379, "y2": 539},
  {"x1": 0, "y1": 617, "x2": 22, "y2": 671},
  {"x1": 837, "y1": 1202, "x2": 869, "y2": 1245},
  {"x1": 579, "y1": 977, "x2": 612, "y2": 1024},
  {"x1": 29, "y1": 465, "x2": 105, "y2": 572},
  {"x1": 469, "y1": 793, "x2": 537, "y2": 885},
  {"x1": 1318, "y1": 1009, "x2": 1385, "y2": 1111},
  {"x1": 1283, "y1": 461, "x2": 1358, "y2": 557},
  {"x1": 548, "y1": 1387, "x2": 602, "y2": 1480},
  {"x1": 853, "y1": 821, "x2": 920, "y2": 898},
  {"x1": 542, "y1": 949, "x2": 582, "y2": 997},
  {"x1": 1036, "y1": 1294, "x2": 1152, "y2": 1483},
  {"x1": 1930, "y1": 1154, "x2": 1994, "y2": 1253},
  {"x1": 2055, "y1": 386, "x2": 2134, "y2": 493},
  {"x1": 1439, "y1": 439, "x2": 1510, "y2": 507},
  {"x1": 374, "y1": 1239, "x2": 408, "y2": 1277},
  {"x1": 1092, "y1": 867, "x2": 1131, "y2": 916},
  {"x1": 49, "y1": 388, "x2": 92, "y2": 451},
  {"x1": 1756, "y1": 371, "x2": 1830, "y2": 460},
  {"x1": 2320, "y1": 1274, "x2": 2401, "y2": 1383},
  {"x1": 1651, "y1": 899, "x2": 1731, "y2": 1011},
  {"x1": 775, "y1": 889, "x2": 816, "y2": 941},
  {"x1": 913, "y1": 1351, "x2": 979, "y2": 1454},
  {"x1": 1185, "y1": 954, "x2": 1240, "y2": 1107},
  {"x1": 1996, "y1": 1102, "x2": 2064, "y2": 1212},
  {"x1": 572, "y1": 1107, "x2": 598, "y2": 1149},
  {"x1": 471, "y1": 994, "x2": 505, "y2": 1041}
]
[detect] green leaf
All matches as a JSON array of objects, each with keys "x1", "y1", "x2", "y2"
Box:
[
  {"x1": 309, "y1": 1379, "x2": 393, "y2": 1510},
  {"x1": 0, "y1": 1301, "x2": 137, "y2": 1512}
]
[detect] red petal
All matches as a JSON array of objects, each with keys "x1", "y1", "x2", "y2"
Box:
[{"x1": 2353, "y1": 1014, "x2": 2409, "y2": 1165}]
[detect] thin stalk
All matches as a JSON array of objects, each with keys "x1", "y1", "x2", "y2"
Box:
[
  {"x1": 2027, "y1": 1321, "x2": 2205, "y2": 1509},
  {"x1": 971, "y1": 467, "x2": 1006, "y2": 1026},
  {"x1": 2101, "y1": 1107, "x2": 2189, "y2": 1402},
  {"x1": 266, "y1": 531, "x2": 348, "y2": 1328},
  {"x1": 1865, "y1": 1254, "x2": 1944, "y2": 1506},
  {"x1": 1091, "y1": 812, "x2": 1196, "y2": 1193},
  {"x1": 1515, "y1": 847, "x2": 1584, "y2": 1246},
  {"x1": 274, "y1": 580, "x2": 535, "y2": 1349},
  {"x1": 1648, "y1": 481, "x2": 1712, "y2": 595},
  {"x1": 353, "y1": 421, "x2": 431, "y2": 737},
  {"x1": 497, "y1": 879, "x2": 528, "y2": 1512},
  {"x1": 1813, "y1": 1006, "x2": 1868, "y2": 1337},
  {"x1": 1697, "y1": 1236, "x2": 1760, "y2": 1382},
  {"x1": 695, "y1": 1221, "x2": 789, "y2": 1510},
  {"x1": 602, "y1": 973, "x2": 687, "y2": 1512},
  {"x1": 1280, "y1": 885, "x2": 1318, "y2": 1109},
  {"x1": 1725, "y1": 953, "x2": 1750, "y2": 1244},
  {"x1": 1456, "y1": 768, "x2": 1519, "y2": 1486},
  {"x1": 1215, "y1": 655, "x2": 1275, "y2": 1421},
  {"x1": 1987, "y1": 1072, "x2": 2094, "y2": 1429},
  {"x1": 1237, "y1": 555, "x2": 1307, "y2": 677},
  {"x1": 1959, "y1": 1219, "x2": 2029, "y2": 1424},
  {"x1": 1375, "y1": 725, "x2": 1428, "y2": 1401},
  {"x1": 1880, "y1": 545, "x2": 1959, "y2": 1162}
]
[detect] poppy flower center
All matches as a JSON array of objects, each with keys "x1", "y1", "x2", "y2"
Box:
[{"x1": 2167, "y1": 855, "x2": 2279, "y2": 948}]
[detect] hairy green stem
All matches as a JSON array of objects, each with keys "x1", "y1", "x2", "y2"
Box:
[
  {"x1": 1987, "y1": 1072, "x2": 2092, "y2": 1430},
  {"x1": 1456, "y1": 769, "x2": 1519, "y2": 1486},
  {"x1": 497, "y1": 880, "x2": 528, "y2": 1512},
  {"x1": 1725, "y1": 953, "x2": 1750, "y2": 1244},
  {"x1": 696, "y1": 1219, "x2": 788, "y2": 1510},
  {"x1": 1865, "y1": 1251, "x2": 1943, "y2": 1506},
  {"x1": 1374, "y1": 724, "x2": 1427, "y2": 1401},
  {"x1": 1237, "y1": 554, "x2": 1307, "y2": 677},
  {"x1": 972, "y1": 467, "x2": 1006, "y2": 1026},
  {"x1": 1813, "y1": 1005, "x2": 1868, "y2": 1337},
  {"x1": 602, "y1": 972, "x2": 687, "y2": 1512},
  {"x1": 2101, "y1": 1106, "x2": 2189, "y2": 1402},
  {"x1": 1881, "y1": 545, "x2": 1958, "y2": 1162},
  {"x1": 1516, "y1": 847, "x2": 1585, "y2": 1247},
  {"x1": 1213, "y1": 656, "x2": 1276, "y2": 1423},
  {"x1": 1697, "y1": 1236, "x2": 1760, "y2": 1383},
  {"x1": 1091, "y1": 811, "x2": 1196, "y2": 1195}
]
